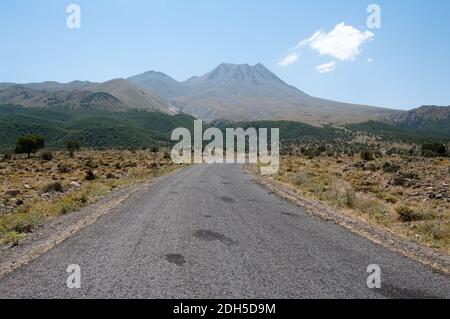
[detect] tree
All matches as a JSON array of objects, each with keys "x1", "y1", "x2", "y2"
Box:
[
  {"x1": 421, "y1": 143, "x2": 447, "y2": 157},
  {"x1": 66, "y1": 141, "x2": 81, "y2": 157},
  {"x1": 15, "y1": 135, "x2": 45, "y2": 157},
  {"x1": 150, "y1": 146, "x2": 159, "y2": 158}
]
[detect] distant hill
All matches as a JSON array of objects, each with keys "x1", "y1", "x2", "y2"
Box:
[
  {"x1": 388, "y1": 105, "x2": 450, "y2": 133},
  {"x1": 0, "y1": 105, "x2": 194, "y2": 150},
  {"x1": 348, "y1": 106, "x2": 450, "y2": 142},
  {"x1": 0, "y1": 79, "x2": 176, "y2": 114},
  {"x1": 129, "y1": 63, "x2": 402, "y2": 125},
  {"x1": 128, "y1": 71, "x2": 188, "y2": 100}
]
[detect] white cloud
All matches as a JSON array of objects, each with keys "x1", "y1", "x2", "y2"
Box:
[
  {"x1": 367, "y1": 57, "x2": 373, "y2": 63},
  {"x1": 315, "y1": 61, "x2": 336, "y2": 73},
  {"x1": 298, "y1": 23, "x2": 374, "y2": 61},
  {"x1": 277, "y1": 52, "x2": 299, "y2": 67}
]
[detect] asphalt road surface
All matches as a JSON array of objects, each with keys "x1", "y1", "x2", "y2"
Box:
[{"x1": 0, "y1": 164, "x2": 449, "y2": 298}]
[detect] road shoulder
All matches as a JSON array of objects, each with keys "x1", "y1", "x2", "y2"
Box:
[
  {"x1": 0, "y1": 167, "x2": 186, "y2": 279},
  {"x1": 245, "y1": 164, "x2": 450, "y2": 274}
]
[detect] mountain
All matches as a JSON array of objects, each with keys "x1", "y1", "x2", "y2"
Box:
[
  {"x1": 87, "y1": 79, "x2": 176, "y2": 114},
  {"x1": 0, "y1": 85, "x2": 128, "y2": 111},
  {"x1": 387, "y1": 105, "x2": 450, "y2": 137},
  {"x1": 0, "y1": 79, "x2": 176, "y2": 114},
  {"x1": 128, "y1": 71, "x2": 188, "y2": 100},
  {"x1": 129, "y1": 63, "x2": 402, "y2": 125},
  {"x1": 388, "y1": 105, "x2": 450, "y2": 128}
]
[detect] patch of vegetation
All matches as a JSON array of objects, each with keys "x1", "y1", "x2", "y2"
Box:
[
  {"x1": 66, "y1": 140, "x2": 81, "y2": 157},
  {"x1": 85, "y1": 170, "x2": 96, "y2": 181},
  {"x1": 0, "y1": 105, "x2": 196, "y2": 151},
  {"x1": 382, "y1": 162, "x2": 401, "y2": 173},
  {"x1": 42, "y1": 181, "x2": 63, "y2": 193},
  {"x1": 360, "y1": 149, "x2": 375, "y2": 161},
  {"x1": 347, "y1": 120, "x2": 450, "y2": 144},
  {"x1": 14, "y1": 134, "x2": 45, "y2": 157},
  {"x1": 422, "y1": 143, "x2": 447, "y2": 157},
  {"x1": 396, "y1": 205, "x2": 427, "y2": 222},
  {"x1": 40, "y1": 150, "x2": 53, "y2": 161}
]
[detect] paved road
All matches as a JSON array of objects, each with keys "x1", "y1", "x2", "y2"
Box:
[{"x1": 0, "y1": 164, "x2": 449, "y2": 298}]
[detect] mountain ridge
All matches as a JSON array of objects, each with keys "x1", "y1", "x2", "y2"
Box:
[
  {"x1": 129, "y1": 63, "x2": 402, "y2": 125},
  {"x1": 0, "y1": 79, "x2": 176, "y2": 114}
]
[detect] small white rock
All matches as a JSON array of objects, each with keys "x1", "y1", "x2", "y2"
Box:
[{"x1": 70, "y1": 181, "x2": 81, "y2": 188}]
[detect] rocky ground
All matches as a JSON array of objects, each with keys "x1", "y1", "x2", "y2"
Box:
[
  {"x1": 270, "y1": 153, "x2": 450, "y2": 253},
  {"x1": 0, "y1": 149, "x2": 179, "y2": 246}
]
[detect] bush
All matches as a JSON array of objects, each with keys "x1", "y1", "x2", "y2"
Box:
[
  {"x1": 163, "y1": 152, "x2": 171, "y2": 160},
  {"x1": 360, "y1": 149, "x2": 375, "y2": 161},
  {"x1": 2, "y1": 150, "x2": 12, "y2": 161},
  {"x1": 57, "y1": 163, "x2": 70, "y2": 173},
  {"x1": 382, "y1": 162, "x2": 401, "y2": 173},
  {"x1": 12, "y1": 219, "x2": 34, "y2": 233},
  {"x1": 1, "y1": 231, "x2": 25, "y2": 246},
  {"x1": 396, "y1": 205, "x2": 426, "y2": 222},
  {"x1": 344, "y1": 189, "x2": 356, "y2": 208},
  {"x1": 15, "y1": 135, "x2": 45, "y2": 157},
  {"x1": 150, "y1": 146, "x2": 159, "y2": 154},
  {"x1": 42, "y1": 181, "x2": 64, "y2": 193},
  {"x1": 66, "y1": 141, "x2": 81, "y2": 157},
  {"x1": 392, "y1": 171, "x2": 419, "y2": 187},
  {"x1": 40, "y1": 150, "x2": 53, "y2": 161},
  {"x1": 293, "y1": 172, "x2": 310, "y2": 186},
  {"x1": 85, "y1": 170, "x2": 96, "y2": 181},
  {"x1": 106, "y1": 173, "x2": 116, "y2": 179}
]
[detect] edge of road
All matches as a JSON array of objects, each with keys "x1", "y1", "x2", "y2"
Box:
[
  {"x1": 0, "y1": 166, "x2": 188, "y2": 279},
  {"x1": 245, "y1": 164, "x2": 450, "y2": 275}
]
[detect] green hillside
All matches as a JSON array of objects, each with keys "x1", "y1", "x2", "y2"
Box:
[
  {"x1": 225, "y1": 121, "x2": 349, "y2": 142},
  {"x1": 0, "y1": 105, "x2": 195, "y2": 151},
  {"x1": 347, "y1": 120, "x2": 450, "y2": 143}
]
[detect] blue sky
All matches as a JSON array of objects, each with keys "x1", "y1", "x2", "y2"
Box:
[{"x1": 1, "y1": 0, "x2": 449, "y2": 110}]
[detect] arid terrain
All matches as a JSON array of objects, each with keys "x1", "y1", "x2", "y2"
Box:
[
  {"x1": 0, "y1": 149, "x2": 179, "y2": 246},
  {"x1": 265, "y1": 149, "x2": 449, "y2": 253}
]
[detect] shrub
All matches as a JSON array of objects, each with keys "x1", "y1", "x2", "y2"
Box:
[
  {"x1": 12, "y1": 219, "x2": 34, "y2": 233},
  {"x1": 293, "y1": 172, "x2": 310, "y2": 186},
  {"x1": 57, "y1": 163, "x2": 70, "y2": 173},
  {"x1": 360, "y1": 149, "x2": 375, "y2": 161},
  {"x1": 15, "y1": 135, "x2": 45, "y2": 157},
  {"x1": 392, "y1": 176, "x2": 406, "y2": 186},
  {"x1": 163, "y1": 152, "x2": 171, "y2": 160},
  {"x1": 106, "y1": 172, "x2": 116, "y2": 179},
  {"x1": 2, "y1": 150, "x2": 12, "y2": 161},
  {"x1": 66, "y1": 141, "x2": 81, "y2": 157},
  {"x1": 40, "y1": 150, "x2": 53, "y2": 161},
  {"x1": 150, "y1": 146, "x2": 159, "y2": 155},
  {"x1": 392, "y1": 171, "x2": 419, "y2": 187},
  {"x1": 344, "y1": 189, "x2": 356, "y2": 208},
  {"x1": 58, "y1": 203, "x2": 73, "y2": 215},
  {"x1": 382, "y1": 162, "x2": 401, "y2": 173},
  {"x1": 396, "y1": 205, "x2": 425, "y2": 222},
  {"x1": 42, "y1": 181, "x2": 64, "y2": 193},
  {"x1": 85, "y1": 170, "x2": 96, "y2": 181},
  {"x1": 1, "y1": 231, "x2": 25, "y2": 246}
]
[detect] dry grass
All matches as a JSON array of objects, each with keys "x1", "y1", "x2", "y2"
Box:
[
  {"x1": 0, "y1": 149, "x2": 180, "y2": 246},
  {"x1": 273, "y1": 154, "x2": 450, "y2": 253}
]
